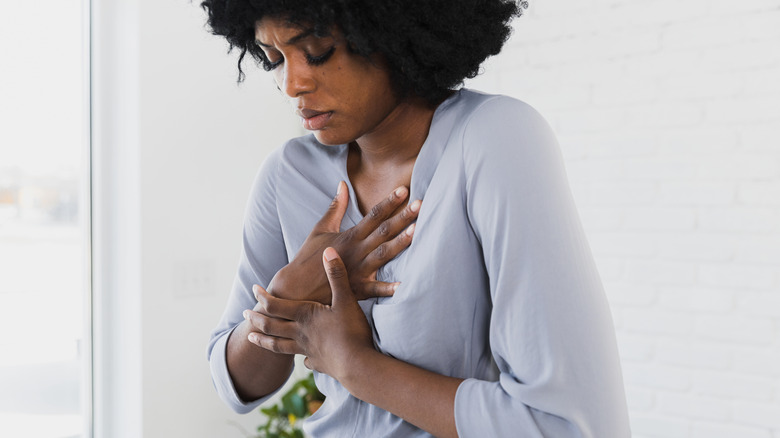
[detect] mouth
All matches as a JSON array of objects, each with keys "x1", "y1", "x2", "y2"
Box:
[{"x1": 297, "y1": 108, "x2": 333, "y2": 131}]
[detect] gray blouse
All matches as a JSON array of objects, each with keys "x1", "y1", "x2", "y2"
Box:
[{"x1": 208, "y1": 89, "x2": 630, "y2": 437}]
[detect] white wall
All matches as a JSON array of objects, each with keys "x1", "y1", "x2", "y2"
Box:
[
  {"x1": 95, "y1": 0, "x2": 780, "y2": 436},
  {"x1": 92, "y1": 0, "x2": 300, "y2": 436},
  {"x1": 466, "y1": 1, "x2": 780, "y2": 436},
  {"x1": 137, "y1": 2, "x2": 301, "y2": 436}
]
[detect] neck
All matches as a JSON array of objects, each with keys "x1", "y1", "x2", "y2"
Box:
[{"x1": 351, "y1": 96, "x2": 438, "y2": 171}]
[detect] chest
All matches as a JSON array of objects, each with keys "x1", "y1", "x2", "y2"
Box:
[
  {"x1": 346, "y1": 154, "x2": 415, "y2": 217},
  {"x1": 274, "y1": 138, "x2": 496, "y2": 377}
]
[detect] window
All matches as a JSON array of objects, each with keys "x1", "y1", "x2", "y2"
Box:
[{"x1": 0, "y1": 1, "x2": 91, "y2": 437}]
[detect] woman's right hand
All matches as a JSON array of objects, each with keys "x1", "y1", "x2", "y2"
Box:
[{"x1": 267, "y1": 181, "x2": 420, "y2": 304}]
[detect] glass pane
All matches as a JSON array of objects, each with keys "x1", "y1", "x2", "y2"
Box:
[{"x1": 0, "y1": 1, "x2": 89, "y2": 437}]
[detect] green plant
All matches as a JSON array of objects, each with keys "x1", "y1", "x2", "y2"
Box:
[{"x1": 255, "y1": 372, "x2": 325, "y2": 438}]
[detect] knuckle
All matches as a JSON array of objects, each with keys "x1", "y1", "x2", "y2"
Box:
[
  {"x1": 326, "y1": 265, "x2": 347, "y2": 279},
  {"x1": 265, "y1": 337, "x2": 280, "y2": 352},
  {"x1": 256, "y1": 317, "x2": 269, "y2": 333},
  {"x1": 368, "y1": 203, "x2": 383, "y2": 220},
  {"x1": 297, "y1": 307, "x2": 312, "y2": 325},
  {"x1": 374, "y1": 243, "x2": 388, "y2": 260},
  {"x1": 339, "y1": 228, "x2": 354, "y2": 242},
  {"x1": 377, "y1": 222, "x2": 390, "y2": 237}
]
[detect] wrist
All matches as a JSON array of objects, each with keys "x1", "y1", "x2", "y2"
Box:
[
  {"x1": 337, "y1": 346, "x2": 383, "y2": 392},
  {"x1": 269, "y1": 262, "x2": 332, "y2": 303}
]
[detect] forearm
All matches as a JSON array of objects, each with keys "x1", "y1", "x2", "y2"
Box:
[
  {"x1": 225, "y1": 319, "x2": 295, "y2": 402},
  {"x1": 341, "y1": 349, "x2": 463, "y2": 438}
]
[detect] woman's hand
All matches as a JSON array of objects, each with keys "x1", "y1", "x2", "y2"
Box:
[
  {"x1": 245, "y1": 247, "x2": 462, "y2": 438},
  {"x1": 269, "y1": 181, "x2": 419, "y2": 304},
  {"x1": 244, "y1": 247, "x2": 374, "y2": 382}
]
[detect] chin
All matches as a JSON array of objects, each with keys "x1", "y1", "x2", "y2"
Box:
[{"x1": 312, "y1": 130, "x2": 353, "y2": 146}]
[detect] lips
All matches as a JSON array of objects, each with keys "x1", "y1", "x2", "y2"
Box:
[{"x1": 297, "y1": 108, "x2": 333, "y2": 131}]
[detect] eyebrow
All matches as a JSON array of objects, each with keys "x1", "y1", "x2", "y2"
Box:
[{"x1": 255, "y1": 28, "x2": 316, "y2": 48}]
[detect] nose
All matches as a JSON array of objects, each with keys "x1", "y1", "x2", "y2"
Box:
[{"x1": 278, "y1": 57, "x2": 316, "y2": 98}]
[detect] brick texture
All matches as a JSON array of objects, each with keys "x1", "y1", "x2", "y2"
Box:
[{"x1": 465, "y1": 1, "x2": 780, "y2": 436}]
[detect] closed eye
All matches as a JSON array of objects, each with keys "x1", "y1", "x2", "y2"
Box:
[
  {"x1": 261, "y1": 46, "x2": 335, "y2": 71},
  {"x1": 305, "y1": 46, "x2": 335, "y2": 66},
  {"x1": 262, "y1": 56, "x2": 283, "y2": 71}
]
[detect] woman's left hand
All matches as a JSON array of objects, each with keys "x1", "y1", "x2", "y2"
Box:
[{"x1": 243, "y1": 247, "x2": 375, "y2": 381}]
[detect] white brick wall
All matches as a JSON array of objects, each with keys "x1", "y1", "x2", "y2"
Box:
[{"x1": 466, "y1": 1, "x2": 780, "y2": 436}]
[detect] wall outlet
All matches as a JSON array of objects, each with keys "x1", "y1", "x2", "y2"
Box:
[{"x1": 172, "y1": 259, "x2": 216, "y2": 299}]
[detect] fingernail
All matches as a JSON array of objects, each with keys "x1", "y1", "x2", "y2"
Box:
[
  {"x1": 410, "y1": 199, "x2": 421, "y2": 213},
  {"x1": 394, "y1": 186, "x2": 407, "y2": 198},
  {"x1": 336, "y1": 181, "x2": 343, "y2": 196},
  {"x1": 393, "y1": 283, "x2": 400, "y2": 291},
  {"x1": 324, "y1": 247, "x2": 339, "y2": 261},
  {"x1": 406, "y1": 223, "x2": 416, "y2": 236},
  {"x1": 252, "y1": 285, "x2": 259, "y2": 294},
  {"x1": 243, "y1": 310, "x2": 249, "y2": 319}
]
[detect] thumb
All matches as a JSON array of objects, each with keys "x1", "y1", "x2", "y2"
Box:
[
  {"x1": 314, "y1": 181, "x2": 348, "y2": 233},
  {"x1": 322, "y1": 247, "x2": 352, "y2": 309}
]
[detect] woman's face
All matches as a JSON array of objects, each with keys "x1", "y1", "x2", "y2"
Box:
[{"x1": 254, "y1": 17, "x2": 400, "y2": 146}]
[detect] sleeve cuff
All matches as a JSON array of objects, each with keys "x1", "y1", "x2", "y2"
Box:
[
  {"x1": 209, "y1": 327, "x2": 290, "y2": 414},
  {"x1": 453, "y1": 378, "x2": 535, "y2": 438}
]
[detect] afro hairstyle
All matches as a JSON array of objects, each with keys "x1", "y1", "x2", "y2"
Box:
[{"x1": 201, "y1": 0, "x2": 524, "y2": 104}]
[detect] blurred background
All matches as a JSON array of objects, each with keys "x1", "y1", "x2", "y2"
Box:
[{"x1": 0, "y1": 0, "x2": 777, "y2": 437}]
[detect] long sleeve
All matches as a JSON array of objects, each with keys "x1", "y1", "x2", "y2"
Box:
[
  {"x1": 206, "y1": 146, "x2": 291, "y2": 413},
  {"x1": 456, "y1": 97, "x2": 630, "y2": 437}
]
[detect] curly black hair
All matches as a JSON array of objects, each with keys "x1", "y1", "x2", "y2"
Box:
[{"x1": 201, "y1": 0, "x2": 524, "y2": 104}]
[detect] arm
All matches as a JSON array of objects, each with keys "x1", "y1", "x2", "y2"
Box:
[
  {"x1": 336, "y1": 324, "x2": 462, "y2": 438},
  {"x1": 208, "y1": 150, "x2": 292, "y2": 413},
  {"x1": 247, "y1": 98, "x2": 630, "y2": 436},
  {"x1": 229, "y1": 182, "x2": 419, "y2": 403},
  {"x1": 211, "y1": 148, "x2": 421, "y2": 410},
  {"x1": 248, "y1": 249, "x2": 462, "y2": 438},
  {"x1": 453, "y1": 97, "x2": 630, "y2": 436},
  {"x1": 207, "y1": 148, "x2": 291, "y2": 412}
]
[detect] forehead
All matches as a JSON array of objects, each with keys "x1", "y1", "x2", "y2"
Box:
[{"x1": 254, "y1": 16, "x2": 317, "y2": 45}]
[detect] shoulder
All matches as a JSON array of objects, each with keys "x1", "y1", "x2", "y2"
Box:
[
  {"x1": 278, "y1": 133, "x2": 343, "y2": 164},
  {"x1": 450, "y1": 90, "x2": 558, "y2": 167},
  {"x1": 255, "y1": 134, "x2": 342, "y2": 182},
  {"x1": 248, "y1": 134, "x2": 327, "y2": 198},
  {"x1": 446, "y1": 89, "x2": 548, "y2": 134}
]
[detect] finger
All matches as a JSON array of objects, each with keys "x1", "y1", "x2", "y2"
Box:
[
  {"x1": 354, "y1": 281, "x2": 399, "y2": 300},
  {"x1": 353, "y1": 186, "x2": 408, "y2": 239},
  {"x1": 363, "y1": 223, "x2": 415, "y2": 267},
  {"x1": 243, "y1": 309, "x2": 299, "y2": 339},
  {"x1": 313, "y1": 181, "x2": 349, "y2": 233},
  {"x1": 322, "y1": 247, "x2": 353, "y2": 309},
  {"x1": 364, "y1": 198, "x2": 421, "y2": 247},
  {"x1": 247, "y1": 332, "x2": 302, "y2": 355},
  {"x1": 253, "y1": 284, "x2": 304, "y2": 320}
]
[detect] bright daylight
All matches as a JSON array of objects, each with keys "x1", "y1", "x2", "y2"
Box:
[{"x1": 0, "y1": 1, "x2": 88, "y2": 437}]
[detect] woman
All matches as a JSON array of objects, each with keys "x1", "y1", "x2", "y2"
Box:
[{"x1": 203, "y1": 1, "x2": 630, "y2": 436}]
